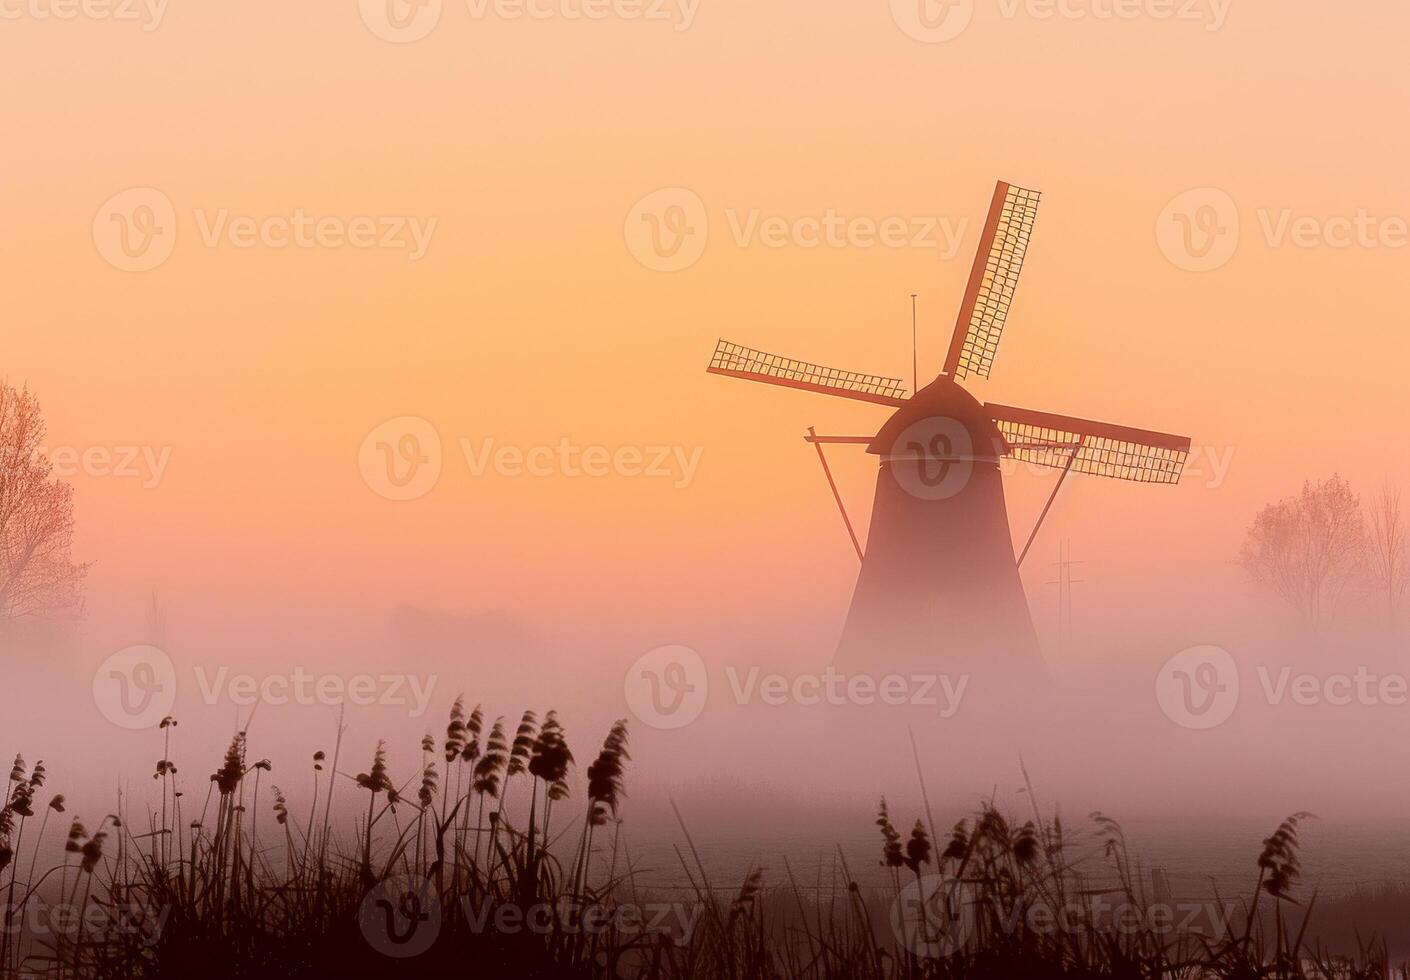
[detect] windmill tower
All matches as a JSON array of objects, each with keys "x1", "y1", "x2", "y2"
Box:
[{"x1": 707, "y1": 180, "x2": 1192, "y2": 675}]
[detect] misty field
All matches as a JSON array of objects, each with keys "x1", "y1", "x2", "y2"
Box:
[{"x1": 0, "y1": 703, "x2": 1401, "y2": 980}]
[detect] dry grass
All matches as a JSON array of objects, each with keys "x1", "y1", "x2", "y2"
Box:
[{"x1": 0, "y1": 709, "x2": 1401, "y2": 979}]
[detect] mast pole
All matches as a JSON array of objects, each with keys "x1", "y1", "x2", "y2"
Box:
[{"x1": 910, "y1": 293, "x2": 918, "y2": 394}]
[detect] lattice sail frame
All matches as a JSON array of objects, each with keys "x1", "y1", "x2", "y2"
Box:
[
  {"x1": 990, "y1": 407, "x2": 1190, "y2": 485},
  {"x1": 707, "y1": 340, "x2": 907, "y2": 405},
  {"x1": 945, "y1": 182, "x2": 1041, "y2": 381}
]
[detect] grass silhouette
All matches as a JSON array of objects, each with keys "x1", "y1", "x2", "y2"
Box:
[{"x1": 0, "y1": 707, "x2": 1399, "y2": 979}]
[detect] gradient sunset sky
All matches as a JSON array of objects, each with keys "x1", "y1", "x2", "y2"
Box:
[{"x1": 3, "y1": 0, "x2": 1407, "y2": 647}]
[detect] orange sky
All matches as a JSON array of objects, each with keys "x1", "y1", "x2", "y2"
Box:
[{"x1": 3, "y1": 0, "x2": 1408, "y2": 639}]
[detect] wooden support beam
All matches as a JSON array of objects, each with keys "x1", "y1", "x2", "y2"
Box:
[
  {"x1": 1017, "y1": 437, "x2": 1084, "y2": 567},
  {"x1": 806, "y1": 426, "x2": 863, "y2": 563}
]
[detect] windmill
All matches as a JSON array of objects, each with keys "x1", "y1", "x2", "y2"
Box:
[{"x1": 706, "y1": 180, "x2": 1191, "y2": 673}]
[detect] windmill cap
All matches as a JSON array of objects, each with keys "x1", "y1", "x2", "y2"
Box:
[{"x1": 868, "y1": 377, "x2": 1006, "y2": 460}]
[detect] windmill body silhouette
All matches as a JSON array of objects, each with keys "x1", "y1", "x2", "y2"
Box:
[{"x1": 707, "y1": 181, "x2": 1191, "y2": 674}]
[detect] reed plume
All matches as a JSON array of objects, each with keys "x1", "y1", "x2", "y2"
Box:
[
  {"x1": 903, "y1": 819, "x2": 932, "y2": 875},
  {"x1": 461, "y1": 705, "x2": 484, "y2": 765},
  {"x1": 1259, "y1": 812, "x2": 1314, "y2": 901},
  {"x1": 354, "y1": 742, "x2": 393, "y2": 795},
  {"x1": 473, "y1": 717, "x2": 508, "y2": 798},
  {"x1": 876, "y1": 798, "x2": 904, "y2": 870},
  {"x1": 530, "y1": 710, "x2": 573, "y2": 790},
  {"x1": 585, "y1": 719, "x2": 629, "y2": 824},
  {"x1": 444, "y1": 696, "x2": 468, "y2": 763},
  {"x1": 212, "y1": 734, "x2": 246, "y2": 796},
  {"x1": 508, "y1": 710, "x2": 538, "y2": 778}
]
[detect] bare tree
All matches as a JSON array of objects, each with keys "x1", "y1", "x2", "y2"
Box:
[
  {"x1": 0, "y1": 383, "x2": 86, "y2": 622},
  {"x1": 1365, "y1": 479, "x2": 1409, "y2": 616},
  {"x1": 1239, "y1": 474, "x2": 1366, "y2": 625}
]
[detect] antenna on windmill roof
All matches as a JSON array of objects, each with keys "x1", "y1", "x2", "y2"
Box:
[{"x1": 910, "y1": 293, "x2": 918, "y2": 396}]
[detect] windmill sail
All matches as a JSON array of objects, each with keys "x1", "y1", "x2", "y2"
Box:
[
  {"x1": 943, "y1": 181, "x2": 1041, "y2": 381},
  {"x1": 987, "y1": 402, "x2": 1190, "y2": 484},
  {"x1": 707, "y1": 340, "x2": 908, "y2": 407}
]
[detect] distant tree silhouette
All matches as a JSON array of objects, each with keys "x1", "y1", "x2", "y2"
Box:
[
  {"x1": 0, "y1": 383, "x2": 86, "y2": 622},
  {"x1": 1239, "y1": 475, "x2": 1365, "y2": 625},
  {"x1": 1365, "y1": 479, "x2": 1408, "y2": 617}
]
